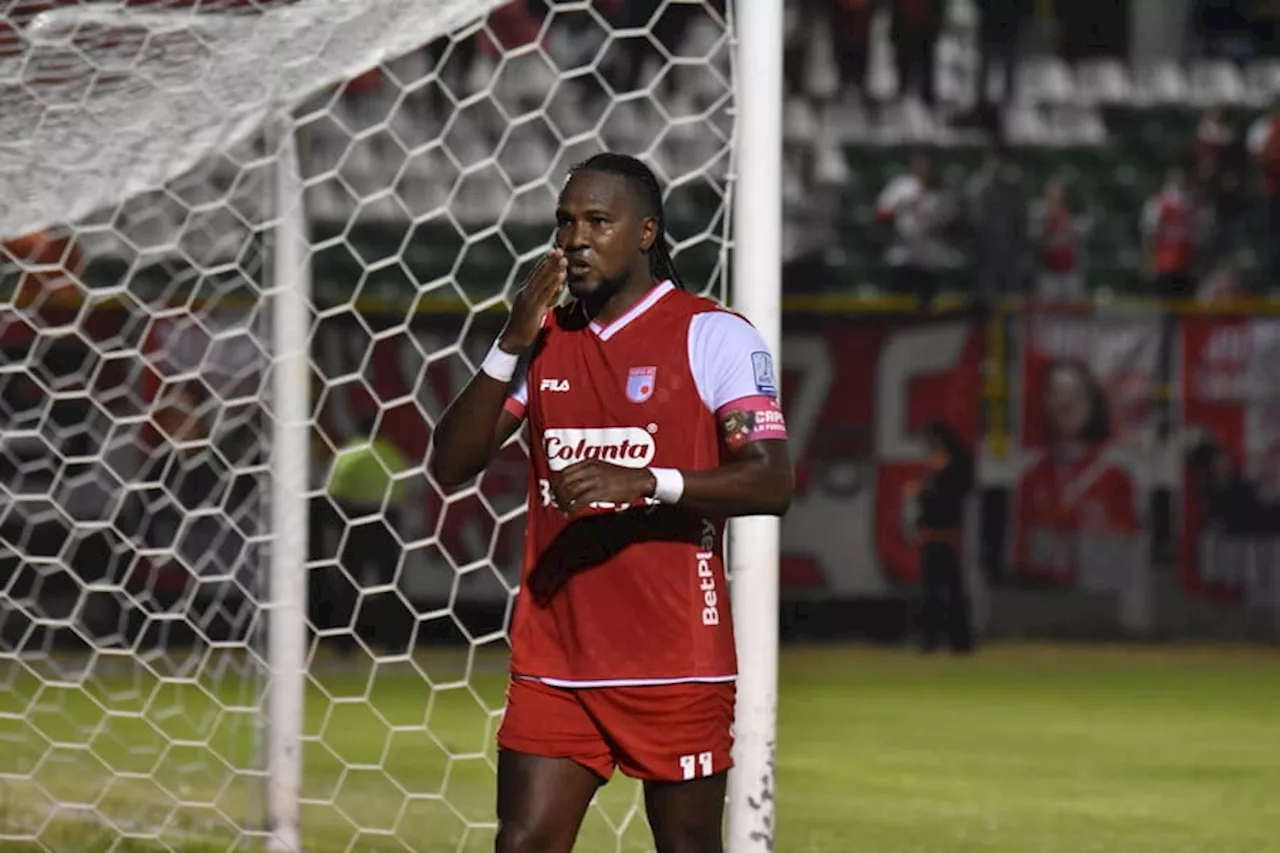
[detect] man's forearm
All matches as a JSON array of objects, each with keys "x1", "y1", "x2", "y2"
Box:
[
  {"x1": 666, "y1": 458, "x2": 792, "y2": 518},
  {"x1": 428, "y1": 372, "x2": 512, "y2": 486}
]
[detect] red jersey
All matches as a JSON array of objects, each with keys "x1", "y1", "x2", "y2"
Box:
[
  {"x1": 502, "y1": 281, "x2": 786, "y2": 686},
  {"x1": 1040, "y1": 206, "x2": 1077, "y2": 273},
  {"x1": 1143, "y1": 189, "x2": 1197, "y2": 276},
  {"x1": 1013, "y1": 446, "x2": 1139, "y2": 583}
]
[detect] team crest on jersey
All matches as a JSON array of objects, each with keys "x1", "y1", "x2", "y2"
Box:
[{"x1": 626, "y1": 366, "x2": 657, "y2": 403}]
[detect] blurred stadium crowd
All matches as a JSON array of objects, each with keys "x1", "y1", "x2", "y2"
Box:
[
  {"x1": 779, "y1": 0, "x2": 1280, "y2": 302},
  {"x1": 15, "y1": 0, "x2": 1280, "y2": 304}
]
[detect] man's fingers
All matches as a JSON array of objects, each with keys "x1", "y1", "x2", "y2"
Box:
[
  {"x1": 535, "y1": 254, "x2": 567, "y2": 302},
  {"x1": 567, "y1": 487, "x2": 602, "y2": 516},
  {"x1": 560, "y1": 476, "x2": 594, "y2": 506},
  {"x1": 549, "y1": 472, "x2": 576, "y2": 502},
  {"x1": 553, "y1": 467, "x2": 597, "y2": 508},
  {"x1": 519, "y1": 250, "x2": 561, "y2": 296},
  {"x1": 556, "y1": 460, "x2": 593, "y2": 482},
  {"x1": 528, "y1": 250, "x2": 555, "y2": 283},
  {"x1": 560, "y1": 464, "x2": 601, "y2": 493},
  {"x1": 554, "y1": 488, "x2": 586, "y2": 513},
  {"x1": 536, "y1": 249, "x2": 563, "y2": 279}
]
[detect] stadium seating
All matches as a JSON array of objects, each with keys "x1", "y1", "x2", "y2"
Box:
[
  {"x1": 803, "y1": 50, "x2": 1277, "y2": 299},
  {"x1": 11, "y1": 23, "x2": 1278, "y2": 307}
]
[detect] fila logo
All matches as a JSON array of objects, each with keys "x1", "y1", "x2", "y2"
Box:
[
  {"x1": 540, "y1": 378, "x2": 571, "y2": 392},
  {"x1": 543, "y1": 427, "x2": 656, "y2": 472}
]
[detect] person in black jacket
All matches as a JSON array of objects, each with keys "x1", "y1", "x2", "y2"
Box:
[
  {"x1": 907, "y1": 420, "x2": 975, "y2": 653},
  {"x1": 1188, "y1": 438, "x2": 1266, "y2": 537}
]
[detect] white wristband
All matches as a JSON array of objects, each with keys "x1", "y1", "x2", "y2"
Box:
[
  {"x1": 650, "y1": 467, "x2": 684, "y2": 504},
  {"x1": 481, "y1": 343, "x2": 520, "y2": 383}
]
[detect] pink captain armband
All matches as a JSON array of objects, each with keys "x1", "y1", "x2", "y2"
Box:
[{"x1": 717, "y1": 395, "x2": 788, "y2": 451}]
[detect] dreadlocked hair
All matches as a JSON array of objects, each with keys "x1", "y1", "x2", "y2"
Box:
[{"x1": 568, "y1": 152, "x2": 687, "y2": 290}]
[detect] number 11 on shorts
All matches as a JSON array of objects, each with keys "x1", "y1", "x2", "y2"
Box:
[{"x1": 679, "y1": 751, "x2": 714, "y2": 780}]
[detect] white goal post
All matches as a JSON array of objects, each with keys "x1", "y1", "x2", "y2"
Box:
[
  {"x1": 0, "y1": 1, "x2": 782, "y2": 850},
  {"x1": 725, "y1": 1, "x2": 782, "y2": 850}
]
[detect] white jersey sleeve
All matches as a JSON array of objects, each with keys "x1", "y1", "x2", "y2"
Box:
[{"x1": 687, "y1": 311, "x2": 780, "y2": 413}]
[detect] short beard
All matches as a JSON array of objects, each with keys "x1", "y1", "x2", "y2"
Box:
[{"x1": 576, "y1": 270, "x2": 628, "y2": 318}]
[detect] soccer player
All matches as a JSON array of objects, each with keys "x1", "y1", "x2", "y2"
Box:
[{"x1": 429, "y1": 152, "x2": 793, "y2": 853}]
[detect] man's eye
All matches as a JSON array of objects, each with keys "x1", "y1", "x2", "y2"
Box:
[{"x1": 590, "y1": 216, "x2": 607, "y2": 225}]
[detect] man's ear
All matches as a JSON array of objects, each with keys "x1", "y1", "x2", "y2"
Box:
[{"x1": 640, "y1": 216, "x2": 658, "y2": 252}]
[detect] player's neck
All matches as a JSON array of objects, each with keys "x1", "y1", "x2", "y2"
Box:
[{"x1": 583, "y1": 275, "x2": 659, "y2": 327}]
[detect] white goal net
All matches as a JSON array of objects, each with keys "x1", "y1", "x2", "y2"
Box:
[{"x1": 0, "y1": 1, "x2": 736, "y2": 850}]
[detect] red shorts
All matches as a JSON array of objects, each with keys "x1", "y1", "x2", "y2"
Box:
[{"x1": 496, "y1": 678, "x2": 736, "y2": 783}]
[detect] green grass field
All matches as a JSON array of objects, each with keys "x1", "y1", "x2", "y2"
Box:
[{"x1": 2, "y1": 643, "x2": 1278, "y2": 852}]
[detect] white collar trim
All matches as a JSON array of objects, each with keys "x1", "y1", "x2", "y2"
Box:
[{"x1": 589, "y1": 280, "x2": 674, "y2": 341}]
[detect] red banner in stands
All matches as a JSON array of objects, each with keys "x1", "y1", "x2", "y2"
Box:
[
  {"x1": 779, "y1": 316, "x2": 983, "y2": 591},
  {"x1": 1008, "y1": 308, "x2": 1158, "y2": 588},
  {"x1": 29, "y1": 304, "x2": 1277, "y2": 606},
  {"x1": 1178, "y1": 316, "x2": 1280, "y2": 604}
]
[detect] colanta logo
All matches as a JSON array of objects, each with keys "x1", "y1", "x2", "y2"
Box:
[{"x1": 543, "y1": 427, "x2": 656, "y2": 471}]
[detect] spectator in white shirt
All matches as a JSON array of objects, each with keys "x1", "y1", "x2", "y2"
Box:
[{"x1": 876, "y1": 154, "x2": 962, "y2": 305}]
